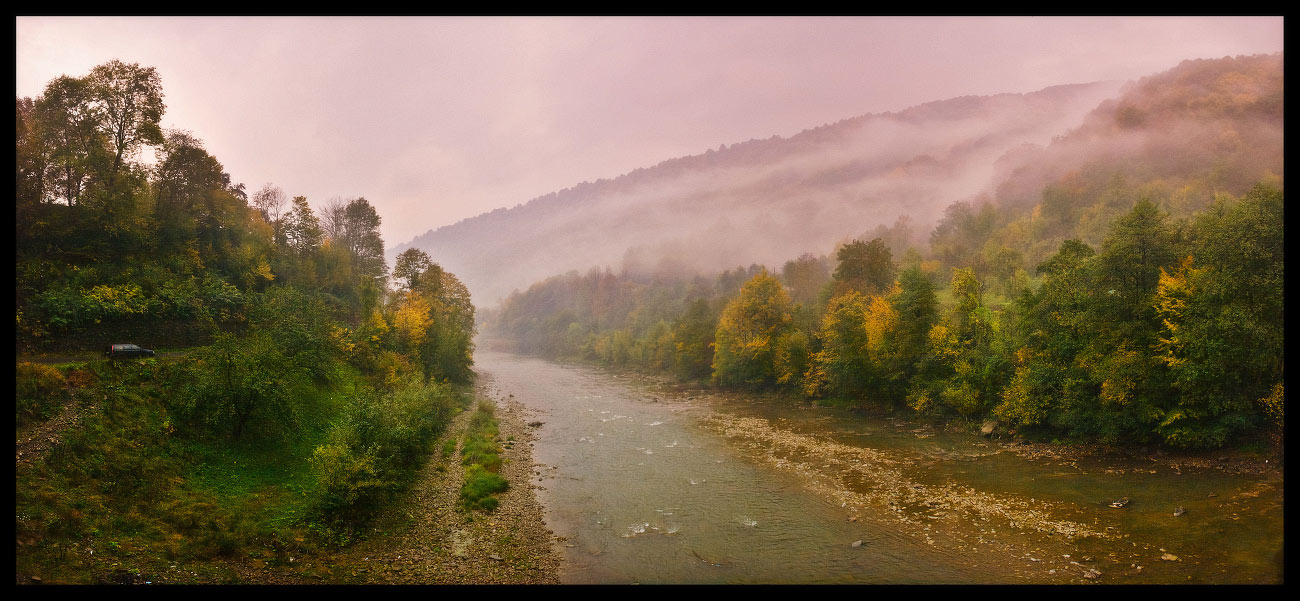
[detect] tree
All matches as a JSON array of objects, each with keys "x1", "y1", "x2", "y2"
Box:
[
  {"x1": 781, "y1": 253, "x2": 830, "y2": 306},
  {"x1": 282, "y1": 196, "x2": 324, "y2": 257},
  {"x1": 188, "y1": 331, "x2": 297, "y2": 440},
  {"x1": 251, "y1": 183, "x2": 287, "y2": 225},
  {"x1": 832, "y1": 238, "x2": 896, "y2": 296},
  {"x1": 803, "y1": 291, "x2": 874, "y2": 400},
  {"x1": 889, "y1": 265, "x2": 938, "y2": 383},
  {"x1": 1151, "y1": 184, "x2": 1284, "y2": 447},
  {"x1": 910, "y1": 268, "x2": 1006, "y2": 417},
  {"x1": 673, "y1": 298, "x2": 717, "y2": 381},
  {"x1": 1093, "y1": 198, "x2": 1179, "y2": 339},
  {"x1": 393, "y1": 248, "x2": 436, "y2": 291},
  {"x1": 324, "y1": 197, "x2": 387, "y2": 281},
  {"x1": 16, "y1": 98, "x2": 50, "y2": 214},
  {"x1": 712, "y1": 270, "x2": 794, "y2": 387},
  {"x1": 34, "y1": 75, "x2": 104, "y2": 206},
  {"x1": 86, "y1": 60, "x2": 165, "y2": 188},
  {"x1": 153, "y1": 130, "x2": 227, "y2": 249},
  {"x1": 421, "y1": 270, "x2": 476, "y2": 383}
]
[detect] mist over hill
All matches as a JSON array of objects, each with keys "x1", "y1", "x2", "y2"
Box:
[{"x1": 392, "y1": 78, "x2": 1125, "y2": 306}]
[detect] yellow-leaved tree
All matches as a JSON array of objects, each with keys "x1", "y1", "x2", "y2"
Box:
[{"x1": 712, "y1": 270, "x2": 794, "y2": 388}]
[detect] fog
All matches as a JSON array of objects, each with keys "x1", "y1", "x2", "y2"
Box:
[{"x1": 399, "y1": 80, "x2": 1123, "y2": 305}]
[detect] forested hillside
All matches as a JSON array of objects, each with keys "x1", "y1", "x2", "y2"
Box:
[
  {"x1": 16, "y1": 61, "x2": 479, "y2": 583},
  {"x1": 485, "y1": 54, "x2": 1284, "y2": 450},
  {"x1": 396, "y1": 80, "x2": 1121, "y2": 304}
]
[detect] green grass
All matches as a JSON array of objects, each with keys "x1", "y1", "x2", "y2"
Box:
[
  {"x1": 14, "y1": 353, "x2": 439, "y2": 583},
  {"x1": 457, "y1": 400, "x2": 508, "y2": 512}
]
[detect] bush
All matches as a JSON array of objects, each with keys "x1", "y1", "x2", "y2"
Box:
[{"x1": 311, "y1": 376, "x2": 458, "y2": 522}]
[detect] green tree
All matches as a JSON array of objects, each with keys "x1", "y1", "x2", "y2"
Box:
[
  {"x1": 186, "y1": 331, "x2": 299, "y2": 440},
  {"x1": 86, "y1": 60, "x2": 165, "y2": 188},
  {"x1": 781, "y1": 253, "x2": 830, "y2": 306},
  {"x1": 324, "y1": 197, "x2": 388, "y2": 281},
  {"x1": 888, "y1": 265, "x2": 938, "y2": 385},
  {"x1": 673, "y1": 298, "x2": 717, "y2": 381},
  {"x1": 393, "y1": 248, "x2": 438, "y2": 291},
  {"x1": 832, "y1": 238, "x2": 896, "y2": 296},
  {"x1": 34, "y1": 75, "x2": 105, "y2": 207},
  {"x1": 1152, "y1": 184, "x2": 1284, "y2": 446}
]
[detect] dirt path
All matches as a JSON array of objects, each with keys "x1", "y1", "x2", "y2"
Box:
[
  {"x1": 15, "y1": 390, "x2": 85, "y2": 467},
  {"x1": 323, "y1": 375, "x2": 562, "y2": 584}
]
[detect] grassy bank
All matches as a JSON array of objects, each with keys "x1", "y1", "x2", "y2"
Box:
[
  {"x1": 15, "y1": 355, "x2": 470, "y2": 584},
  {"x1": 458, "y1": 401, "x2": 510, "y2": 512}
]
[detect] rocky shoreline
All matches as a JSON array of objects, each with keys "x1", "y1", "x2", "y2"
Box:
[{"x1": 331, "y1": 374, "x2": 563, "y2": 584}]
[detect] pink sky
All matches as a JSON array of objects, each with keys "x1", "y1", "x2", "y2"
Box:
[{"x1": 15, "y1": 16, "x2": 1284, "y2": 249}]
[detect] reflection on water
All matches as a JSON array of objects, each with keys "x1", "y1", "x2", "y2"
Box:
[{"x1": 475, "y1": 350, "x2": 1283, "y2": 584}]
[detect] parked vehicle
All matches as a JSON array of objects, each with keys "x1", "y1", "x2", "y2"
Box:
[{"x1": 105, "y1": 344, "x2": 156, "y2": 359}]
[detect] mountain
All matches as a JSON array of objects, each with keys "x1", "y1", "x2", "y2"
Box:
[
  {"x1": 992, "y1": 53, "x2": 1283, "y2": 212},
  {"x1": 392, "y1": 80, "x2": 1126, "y2": 306}
]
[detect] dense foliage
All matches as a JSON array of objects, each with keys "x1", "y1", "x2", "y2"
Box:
[{"x1": 15, "y1": 61, "x2": 479, "y2": 582}]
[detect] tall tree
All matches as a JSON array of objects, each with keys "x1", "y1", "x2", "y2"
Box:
[
  {"x1": 34, "y1": 75, "x2": 104, "y2": 206},
  {"x1": 86, "y1": 60, "x2": 165, "y2": 188},
  {"x1": 325, "y1": 197, "x2": 387, "y2": 281}
]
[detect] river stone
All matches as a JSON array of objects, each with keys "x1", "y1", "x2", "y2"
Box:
[
  {"x1": 1173, "y1": 507, "x2": 1186, "y2": 517},
  {"x1": 1161, "y1": 553, "x2": 1179, "y2": 561},
  {"x1": 851, "y1": 540, "x2": 863, "y2": 547},
  {"x1": 981, "y1": 420, "x2": 997, "y2": 437}
]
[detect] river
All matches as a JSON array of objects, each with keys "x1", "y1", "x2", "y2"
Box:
[{"x1": 474, "y1": 349, "x2": 1284, "y2": 584}]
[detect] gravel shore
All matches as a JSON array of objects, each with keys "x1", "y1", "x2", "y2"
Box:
[{"x1": 332, "y1": 374, "x2": 562, "y2": 584}]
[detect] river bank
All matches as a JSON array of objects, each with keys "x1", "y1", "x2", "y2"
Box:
[
  {"x1": 307, "y1": 373, "x2": 562, "y2": 584},
  {"x1": 154, "y1": 373, "x2": 563, "y2": 585},
  {"x1": 476, "y1": 350, "x2": 1283, "y2": 584}
]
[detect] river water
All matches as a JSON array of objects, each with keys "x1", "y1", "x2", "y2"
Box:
[{"x1": 474, "y1": 349, "x2": 1284, "y2": 584}]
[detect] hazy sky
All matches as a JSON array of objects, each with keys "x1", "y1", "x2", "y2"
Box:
[{"x1": 15, "y1": 16, "x2": 1283, "y2": 248}]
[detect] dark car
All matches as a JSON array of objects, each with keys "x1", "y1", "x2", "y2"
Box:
[{"x1": 106, "y1": 343, "x2": 156, "y2": 359}]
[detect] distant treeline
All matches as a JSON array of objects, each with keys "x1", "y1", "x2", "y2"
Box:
[{"x1": 489, "y1": 182, "x2": 1281, "y2": 449}]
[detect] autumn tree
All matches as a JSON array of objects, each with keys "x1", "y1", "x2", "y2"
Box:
[
  {"x1": 251, "y1": 183, "x2": 287, "y2": 225},
  {"x1": 712, "y1": 270, "x2": 794, "y2": 387},
  {"x1": 780, "y1": 253, "x2": 830, "y2": 306}
]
